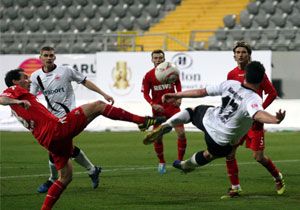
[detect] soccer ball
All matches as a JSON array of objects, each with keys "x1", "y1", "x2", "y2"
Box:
[{"x1": 155, "y1": 61, "x2": 179, "y2": 84}]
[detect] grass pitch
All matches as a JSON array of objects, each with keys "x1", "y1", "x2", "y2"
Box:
[{"x1": 1, "y1": 131, "x2": 300, "y2": 210}]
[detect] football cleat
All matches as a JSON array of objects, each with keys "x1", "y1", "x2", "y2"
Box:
[
  {"x1": 172, "y1": 160, "x2": 195, "y2": 173},
  {"x1": 158, "y1": 163, "x2": 167, "y2": 174},
  {"x1": 220, "y1": 187, "x2": 242, "y2": 199},
  {"x1": 89, "y1": 166, "x2": 102, "y2": 189},
  {"x1": 143, "y1": 124, "x2": 172, "y2": 145},
  {"x1": 138, "y1": 116, "x2": 166, "y2": 132},
  {"x1": 275, "y1": 172, "x2": 285, "y2": 195},
  {"x1": 37, "y1": 180, "x2": 54, "y2": 193}
]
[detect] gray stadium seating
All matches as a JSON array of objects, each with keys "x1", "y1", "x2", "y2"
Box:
[
  {"x1": 46, "y1": 0, "x2": 59, "y2": 7},
  {"x1": 92, "y1": 0, "x2": 104, "y2": 6},
  {"x1": 17, "y1": 0, "x2": 29, "y2": 8},
  {"x1": 58, "y1": 19, "x2": 71, "y2": 32},
  {"x1": 223, "y1": 14, "x2": 236, "y2": 29},
  {"x1": 89, "y1": 18, "x2": 103, "y2": 32},
  {"x1": 31, "y1": 0, "x2": 43, "y2": 7}
]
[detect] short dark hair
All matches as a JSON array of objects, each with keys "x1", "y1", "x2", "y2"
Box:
[
  {"x1": 5, "y1": 68, "x2": 24, "y2": 87},
  {"x1": 233, "y1": 41, "x2": 252, "y2": 55},
  {"x1": 40, "y1": 46, "x2": 55, "y2": 54},
  {"x1": 151, "y1": 49, "x2": 165, "y2": 58},
  {"x1": 245, "y1": 61, "x2": 265, "y2": 84}
]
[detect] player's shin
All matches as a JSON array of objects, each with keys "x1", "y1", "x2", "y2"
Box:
[{"x1": 166, "y1": 109, "x2": 191, "y2": 127}]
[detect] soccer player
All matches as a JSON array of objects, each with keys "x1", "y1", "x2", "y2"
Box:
[
  {"x1": 141, "y1": 49, "x2": 187, "y2": 174},
  {"x1": 30, "y1": 46, "x2": 113, "y2": 193},
  {"x1": 143, "y1": 61, "x2": 286, "y2": 189},
  {"x1": 223, "y1": 41, "x2": 285, "y2": 198},
  {"x1": 0, "y1": 68, "x2": 164, "y2": 210}
]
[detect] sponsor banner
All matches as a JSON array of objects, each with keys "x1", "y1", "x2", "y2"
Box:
[
  {"x1": 0, "y1": 54, "x2": 97, "y2": 100},
  {"x1": 96, "y1": 51, "x2": 272, "y2": 102}
]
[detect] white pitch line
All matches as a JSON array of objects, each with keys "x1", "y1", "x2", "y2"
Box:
[{"x1": 0, "y1": 159, "x2": 299, "y2": 180}]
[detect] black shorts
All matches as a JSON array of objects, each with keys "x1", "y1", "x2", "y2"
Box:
[{"x1": 187, "y1": 105, "x2": 233, "y2": 157}]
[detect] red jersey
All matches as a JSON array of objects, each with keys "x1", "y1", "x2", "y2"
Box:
[
  {"x1": 1, "y1": 85, "x2": 59, "y2": 148},
  {"x1": 227, "y1": 67, "x2": 277, "y2": 109},
  {"x1": 142, "y1": 68, "x2": 181, "y2": 115}
]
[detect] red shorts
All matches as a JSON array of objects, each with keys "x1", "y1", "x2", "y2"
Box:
[
  {"x1": 238, "y1": 122, "x2": 265, "y2": 151},
  {"x1": 47, "y1": 107, "x2": 88, "y2": 170},
  {"x1": 153, "y1": 106, "x2": 183, "y2": 129}
]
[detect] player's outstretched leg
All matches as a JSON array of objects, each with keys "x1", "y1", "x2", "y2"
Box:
[
  {"x1": 172, "y1": 160, "x2": 195, "y2": 173},
  {"x1": 89, "y1": 166, "x2": 102, "y2": 189},
  {"x1": 143, "y1": 124, "x2": 172, "y2": 145}
]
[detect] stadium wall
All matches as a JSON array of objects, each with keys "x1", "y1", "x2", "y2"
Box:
[{"x1": 0, "y1": 51, "x2": 299, "y2": 131}]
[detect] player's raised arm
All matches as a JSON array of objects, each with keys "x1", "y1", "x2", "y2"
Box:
[
  {"x1": 0, "y1": 96, "x2": 31, "y2": 109},
  {"x1": 253, "y1": 109, "x2": 286, "y2": 124},
  {"x1": 162, "y1": 88, "x2": 208, "y2": 103}
]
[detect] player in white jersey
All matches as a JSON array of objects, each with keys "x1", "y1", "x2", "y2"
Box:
[
  {"x1": 30, "y1": 46, "x2": 114, "y2": 193},
  {"x1": 143, "y1": 61, "x2": 285, "y2": 175}
]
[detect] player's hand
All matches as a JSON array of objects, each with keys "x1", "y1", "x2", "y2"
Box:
[
  {"x1": 104, "y1": 95, "x2": 114, "y2": 105},
  {"x1": 162, "y1": 93, "x2": 176, "y2": 103},
  {"x1": 276, "y1": 109, "x2": 286, "y2": 124},
  {"x1": 152, "y1": 104, "x2": 164, "y2": 113},
  {"x1": 18, "y1": 100, "x2": 31, "y2": 109}
]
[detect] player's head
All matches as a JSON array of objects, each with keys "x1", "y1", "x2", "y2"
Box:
[
  {"x1": 40, "y1": 46, "x2": 56, "y2": 67},
  {"x1": 151, "y1": 49, "x2": 165, "y2": 67},
  {"x1": 5, "y1": 68, "x2": 31, "y2": 89},
  {"x1": 233, "y1": 41, "x2": 252, "y2": 67},
  {"x1": 245, "y1": 61, "x2": 265, "y2": 84}
]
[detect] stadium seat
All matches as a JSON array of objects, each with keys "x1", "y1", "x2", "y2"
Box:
[
  {"x1": 20, "y1": 8, "x2": 34, "y2": 20},
  {"x1": 61, "y1": 0, "x2": 73, "y2": 7},
  {"x1": 288, "y1": 11, "x2": 300, "y2": 27},
  {"x1": 256, "y1": 35, "x2": 273, "y2": 50},
  {"x1": 146, "y1": 5, "x2": 160, "y2": 18},
  {"x1": 244, "y1": 29, "x2": 262, "y2": 41},
  {"x1": 92, "y1": 0, "x2": 103, "y2": 6},
  {"x1": 108, "y1": 0, "x2": 119, "y2": 6},
  {"x1": 27, "y1": 20, "x2": 40, "y2": 32},
  {"x1": 139, "y1": 0, "x2": 150, "y2": 6},
  {"x1": 240, "y1": 10, "x2": 253, "y2": 29},
  {"x1": 136, "y1": 17, "x2": 150, "y2": 31},
  {"x1": 72, "y1": 41, "x2": 87, "y2": 53},
  {"x1": 272, "y1": 35, "x2": 291, "y2": 51},
  {"x1": 68, "y1": 5, "x2": 82, "y2": 19},
  {"x1": 53, "y1": 7, "x2": 66, "y2": 19},
  {"x1": 58, "y1": 19, "x2": 71, "y2": 32},
  {"x1": 270, "y1": 13, "x2": 287, "y2": 28},
  {"x1": 99, "y1": 6, "x2": 112, "y2": 18},
  {"x1": 120, "y1": 17, "x2": 134, "y2": 30},
  {"x1": 0, "y1": 21, "x2": 9, "y2": 33},
  {"x1": 86, "y1": 42, "x2": 104, "y2": 53},
  {"x1": 17, "y1": 0, "x2": 29, "y2": 8},
  {"x1": 260, "y1": 0, "x2": 277, "y2": 15},
  {"x1": 46, "y1": 0, "x2": 59, "y2": 7},
  {"x1": 82, "y1": 5, "x2": 97, "y2": 19},
  {"x1": 37, "y1": 7, "x2": 50, "y2": 20},
  {"x1": 253, "y1": 11, "x2": 270, "y2": 28},
  {"x1": 113, "y1": 4, "x2": 127, "y2": 18},
  {"x1": 247, "y1": 1, "x2": 260, "y2": 15},
  {"x1": 6, "y1": 8, "x2": 18, "y2": 20},
  {"x1": 129, "y1": 5, "x2": 142, "y2": 18},
  {"x1": 104, "y1": 18, "x2": 118, "y2": 31},
  {"x1": 191, "y1": 41, "x2": 205, "y2": 50},
  {"x1": 279, "y1": 28, "x2": 296, "y2": 40},
  {"x1": 229, "y1": 25, "x2": 245, "y2": 41},
  {"x1": 11, "y1": 20, "x2": 24, "y2": 32},
  {"x1": 76, "y1": 0, "x2": 88, "y2": 7},
  {"x1": 2, "y1": 0, "x2": 13, "y2": 8},
  {"x1": 208, "y1": 37, "x2": 222, "y2": 50},
  {"x1": 9, "y1": 42, "x2": 24, "y2": 54},
  {"x1": 263, "y1": 25, "x2": 279, "y2": 41},
  {"x1": 55, "y1": 42, "x2": 71, "y2": 53},
  {"x1": 74, "y1": 18, "x2": 88, "y2": 32},
  {"x1": 215, "y1": 28, "x2": 228, "y2": 41},
  {"x1": 31, "y1": 0, "x2": 43, "y2": 7},
  {"x1": 223, "y1": 14, "x2": 236, "y2": 29},
  {"x1": 89, "y1": 18, "x2": 103, "y2": 32},
  {"x1": 277, "y1": 0, "x2": 294, "y2": 14},
  {"x1": 42, "y1": 20, "x2": 56, "y2": 32},
  {"x1": 124, "y1": 0, "x2": 134, "y2": 6}
]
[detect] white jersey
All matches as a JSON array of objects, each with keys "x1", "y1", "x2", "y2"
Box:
[
  {"x1": 30, "y1": 65, "x2": 86, "y2": 118},
  {"x1": 203, "y1": 80, "x2": 263, "y2": 146}
]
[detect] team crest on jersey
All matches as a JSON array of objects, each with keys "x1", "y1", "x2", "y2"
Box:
[
  {"x1": 54, "y1": 74, "x2": 61, "y2": 80},
  {"x1": 251, "y1": 103, "x2": 259, "y2": 108}
]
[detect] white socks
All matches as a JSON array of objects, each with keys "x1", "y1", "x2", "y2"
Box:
[
  {"x1": 165, "y1": 109, "x2": 191, "y2": 127},
  {"x1": 73, "y1": 150, "x2": 95, "y2": 175},
  {"x1": 48, "y1": 160, "x2": 58, "y2": 182}
]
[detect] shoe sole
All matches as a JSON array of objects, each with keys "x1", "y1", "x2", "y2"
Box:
[{"x1": 143, "y1": 125, "x2": 172, "y2": 145}]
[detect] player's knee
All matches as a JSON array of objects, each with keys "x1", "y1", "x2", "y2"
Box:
[
  {"x1": 253, "y1": 153, "x2": 264, "y2": 162},
  {"x1": 71, "y1": 146, "x2": 80, "y2": 158}
]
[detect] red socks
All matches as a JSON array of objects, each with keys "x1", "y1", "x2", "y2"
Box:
[
  {"x1": 261, "y1": 157, "x2": 280, "y2": 178},
  {"x1": 41, "y1": 180, "x2": 66, "y2": 210},
  {"x1": 103, "y1": 104, "x2": 144, "y2": 124},
  {"x1": 154, "y1": 141, "x2": 165, "y2": 163},
  {"x1": 177, "y1": 138, "x2": 187, "y2": 161},
  {"x1": 226, "y1": 158, "x2": 240, "y2": 186}
]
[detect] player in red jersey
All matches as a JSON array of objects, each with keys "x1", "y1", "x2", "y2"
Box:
[
  {"x1": 141, "y1": 49, "x2": 187, "y2": 174},
  {"x1": 222, "y1": 41, "x2": 285, "y2": 199},
  {"x1": 0, "y1": 69, "x2": 164, "y2": 210}
]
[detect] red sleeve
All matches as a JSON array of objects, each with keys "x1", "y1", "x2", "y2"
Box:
[
  {"x1": 261, "y1": 74, "x2": 278, "y2": 109},
  {"x1": 175, "y1": 78, "x2": 182, "y2": 92},
  {"x1": 141, "y1": 73, "x2": 153, "y2": 105},
  {"x1": 227, "y1": 71, "x2": 233, "y2": 80},
  {"x1": 2, "y1": 85, "x2": 26, "y2": 99}
]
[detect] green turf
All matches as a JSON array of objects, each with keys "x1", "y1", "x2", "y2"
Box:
[{"x1": 1, "y1": 131, "x2": 300, "y2": 210}]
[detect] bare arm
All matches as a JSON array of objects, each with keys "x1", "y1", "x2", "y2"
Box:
[
  {"x1": 0, "y1": 96, "x2": 31, "y2": 109},
  {"x1": 162, "y1": 88, "x2": 208, "y2": 103},
  {"x1": 82, "y1": 79, "x2": 114, "y2": 105},
  {"x1": 253, "y1": 109, "x2": 286, "y2": 124}
]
